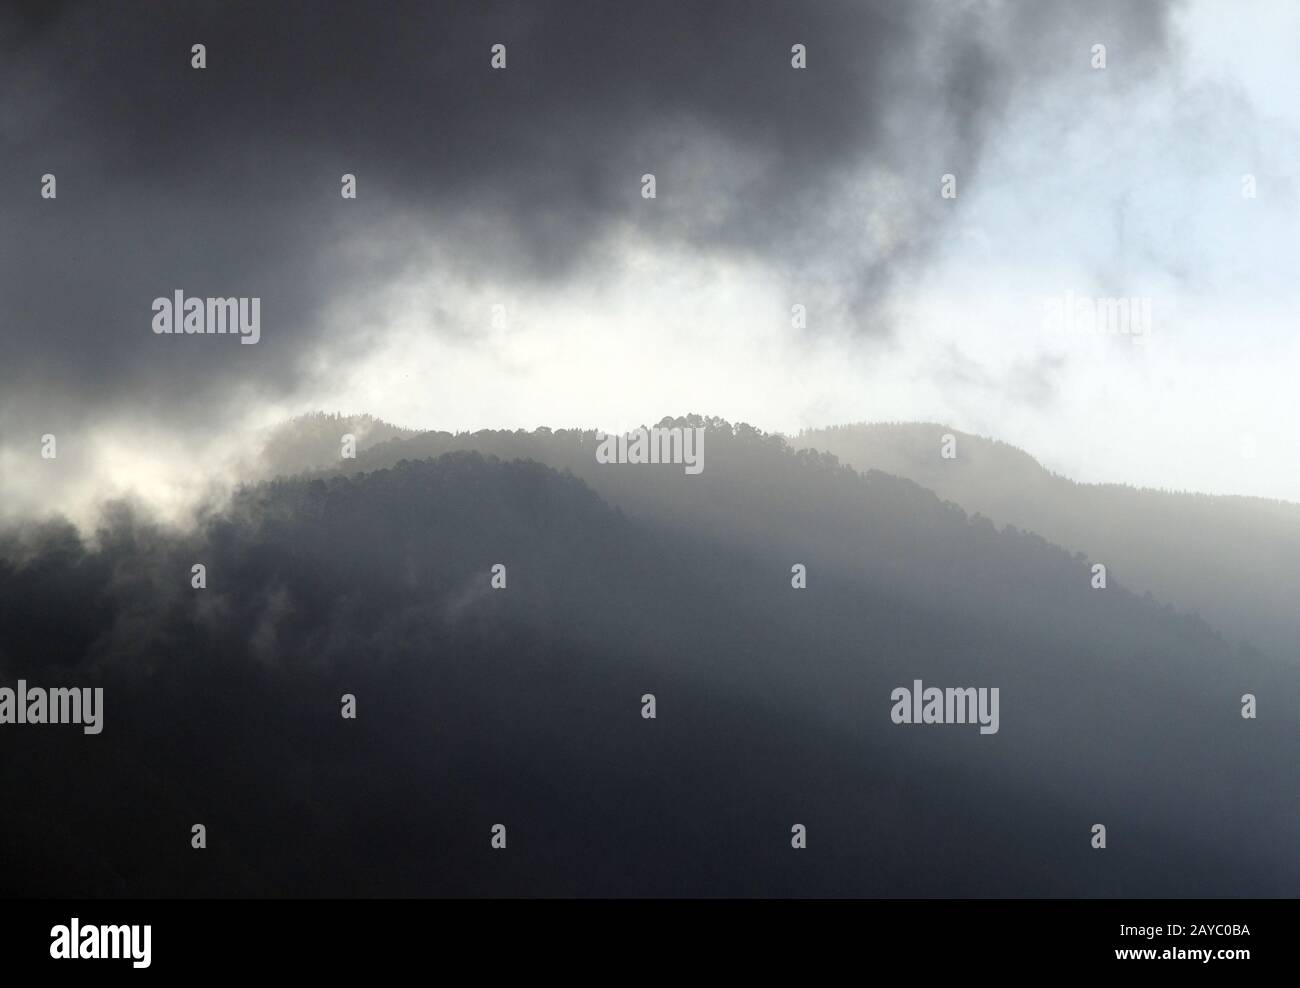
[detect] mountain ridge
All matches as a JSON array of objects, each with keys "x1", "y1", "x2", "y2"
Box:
[{"x1": 2, "y1": 428, "x2": 1295, "y2": 896}]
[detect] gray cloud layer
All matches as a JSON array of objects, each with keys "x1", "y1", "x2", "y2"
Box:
[{"x1": 0, "y1": 0, "x2": 1176, "y2": 438}]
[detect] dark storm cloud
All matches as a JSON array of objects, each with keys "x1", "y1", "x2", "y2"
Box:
[{"x1": 0, "y1": 0, "x2": 1177, "y2": 433}]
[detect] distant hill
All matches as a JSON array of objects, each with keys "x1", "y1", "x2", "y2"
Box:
[
  {"x1": 796, "y1": 422, "x2": 1300, "y2": 662},
  {"x1": 255, "y1": 412, "x2": 415, "y2": 480}
]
